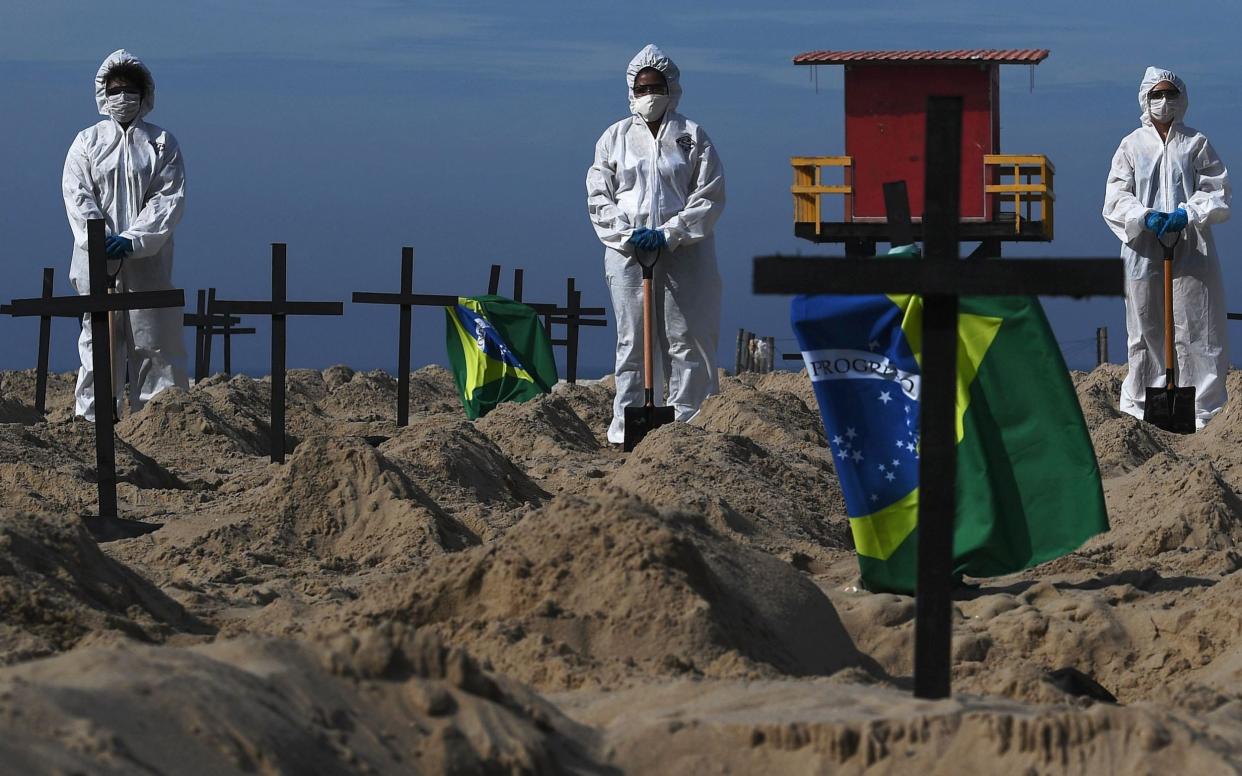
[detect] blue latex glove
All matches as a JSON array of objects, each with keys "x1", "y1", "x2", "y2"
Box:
[
  {"x1": 105, "y1": 235, "x2": 133, "y2": 258},
  {"x1": 1144, "y1": 211, "x2": 1168, "y2": 234},
  {"x1": 627, "y1": 228, "x2": 653, "y2": 250},
  {"x1": 1160, "y1": 207, "x2": 1188, "y2": 236},
  {"x1": 642, "y1": 229, "x2": 667, "y2": 251}
]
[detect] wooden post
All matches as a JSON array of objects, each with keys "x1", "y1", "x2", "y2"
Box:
[
  {"x1": 35, "y1": 268, "x2": 54, "y2": 414},
  {"x1": 1096, "y1": 326, "x2": 1108, "y2": 366}
]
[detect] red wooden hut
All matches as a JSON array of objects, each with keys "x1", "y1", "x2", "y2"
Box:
[{"x1": 790, "y1": 49, "x2": 1054, "y2": 257}]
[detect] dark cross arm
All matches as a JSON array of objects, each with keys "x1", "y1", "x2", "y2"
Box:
[
  {"x1": 7, "y1": 290, "x2": 184, "y2": 317},
  {"x1": 213, "y1": 299, "x2": 342, "y2": 316},
  {"x1": 352, "y1": 291, "x2": 460, "y2": 307}
]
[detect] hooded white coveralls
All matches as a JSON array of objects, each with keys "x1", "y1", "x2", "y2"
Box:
[
  {"x1": 1103, "y1": 66, "x2": 1231, "y2": 428},
  {"x1": 586, "y1": 44, "x2": 726, "y2": 444},
  {"x1": 62, "y1": 49, "x2": 188, "y2": 421}
]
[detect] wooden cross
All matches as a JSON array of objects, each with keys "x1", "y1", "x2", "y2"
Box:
[
  {"x1": 352, "y1": 247, "x2": 462, "y2": 427},
  {"x1": 212, "y1": 244, "x2": 343, "y2": 463},
  {"x1": 6, "y1": 219, "x2": 184, "y2": 538},
  {"x1": 184, "y1": 288, "x2": 255, "y2": 380},
  {"x1": 2, "y1": 267, "x2": 81, "y2": 414},
  {"x1": 545, "y1": 277, "x2": 607, "y2": 384},
  {"x1": 752, "y1": 97, "x2": 1124, "y2": 699}
]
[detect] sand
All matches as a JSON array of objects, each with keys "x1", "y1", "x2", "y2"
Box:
[{"x1": 1, "y1": 364, "x2": 1240, "y2": 774}]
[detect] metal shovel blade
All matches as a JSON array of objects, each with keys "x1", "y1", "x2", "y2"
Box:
[
  {"x1": 1144, "y1": 385, "x2": 1196, "y2": 434},
  {"x1": 623, "y1": 404, "x2": 675, "y2": 452}
]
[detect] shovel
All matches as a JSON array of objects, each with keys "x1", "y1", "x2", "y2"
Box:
[
  {"x1": 623, "y1": 246, "x2": 675, "y2": 451},
  {"x1": 1143, "y1": 231, "x2": 1195, "y2": 433}
]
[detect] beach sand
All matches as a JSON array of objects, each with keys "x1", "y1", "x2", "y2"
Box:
[{"x1": 0, "y1": 364, "x2": 1239, "y2": 773}]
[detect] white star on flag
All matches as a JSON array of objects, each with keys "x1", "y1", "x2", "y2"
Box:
[
  {"x1": 878, "y1": 391, "x2": 892, "y2": 404},
  {"x1": 832, "y1": 435, "x2": 844, "y2": 446},
  {"x1": 845, "y1": 427, "x2": 857, "y2": 440},
  {"x1": 870, "y1": 494, "x2": 879, "y2": 502},
  {"x1": 896, "y1": 439, "x2": 905, "y2": 448},
  {"x1": 906, "y1": 442, "x2": 916, "y2": 452},
  {"x1": 885, "y1": 471, "x2": 896, "y2": 482},
  {"x1": 892, "y1": 459, "x2": 901, "y2": 467},
  {"x1": 878, "y1": 463, "x2": 886, "y2": 472},
  {"x1": 851, "y1": 450, "x2": 864, "y2": 462},
  {"x1": 837, "y1": 449, "x2": 849, "y2": 460}
]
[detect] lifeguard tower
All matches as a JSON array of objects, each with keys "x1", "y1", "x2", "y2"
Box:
[{"x1": 790, "y1": 49, "x2": 1054, "y2": 257}]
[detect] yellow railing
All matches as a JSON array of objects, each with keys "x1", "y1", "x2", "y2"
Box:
[
  {"x1": 984, "y1": 154, "x2": 1055, "y2": 240},
  {"x1": 792, "y1": 156, "x2": 852, "y2": 235}
]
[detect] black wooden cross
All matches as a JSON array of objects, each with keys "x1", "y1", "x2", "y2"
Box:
[
  {"x1": 6, "y1": 219, "x2": 184, "y2": 538},
  {"x1": 352, "y1": 247, "x2": 462, "y2": 427},
  {"x1": 545, "y1": 277, "x2": 607, "y2": 383},
  {"x1": 212, "y1": 244, "x2": 343, "y2": 463},
  {"x1": 2, "y1": 267, "x2": 81, "y2": 414},
  {"x1": 183, "y1": 288, "x2": 255, "y2": 380},
  {"x1": 752, "y1": 97, "x2": 1124, "y2": 700}
]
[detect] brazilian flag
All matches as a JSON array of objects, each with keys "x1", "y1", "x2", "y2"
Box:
[
  {"x1": 445, "y1": 295, "x2": 557, "y2": 420},
  {"x1": 792, "y1": 289, "x2": 1108, "y2": 594}
]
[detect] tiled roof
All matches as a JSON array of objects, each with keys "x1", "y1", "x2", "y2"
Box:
[{"x1": 793, "y1": 49, "x2": 1050, "y2": 66}]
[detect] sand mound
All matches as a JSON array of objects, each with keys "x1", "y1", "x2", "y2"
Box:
[
  {"x1": 317, "y1": 365, "x2": 398, "y2": 422},
  {"x1": 1088, "y1": 452, "x2": 1242, "y2": 570},
  {"x1": 1089, "y1": 414, "x2": 1173, "y2": 476},
  {"x1": 1073, "y1": 364, "x2": 1128, "y2": 428},
  {"x1": 566, "y1": 678, "x2": 1242, "y2": 775},
  {"x1": 194, "y1": 374, "x2": 296, "y2": 458},
  {"x1": 347, "y1": 490, "x2": 865, "y2": 689},
  {"x1": 755, "y1": 368, "x2": 818, "y2": 412},
  {"x1": 117, "y1": 386, "x2": 268, "y2": 462},
  {"x1": 610, "y1": 422, "x2": 849, "y2": 557},
  {"x1": 0, "y1": 369, "x2": 77, "y2": 423},
  {"x1": 379, "y1": 416, "x2": 548, "y2": 540},
  {"x1": 0, "y1": 511, "x2": 208, "y2": 665},
  {"x1": 475, "y1": 394, "x2": 600, "y2": 460},
  {"x1": 691, "y1": 382, "x2": 827, "y2": 451},
  {"x1": 551, "y1": 380, "x2": 615, "y2": 445},
  {"x1": 0, "y1": 627, "x2": 599, "y2": 775},
  {"x1": 0, "y1": 396, "x2": 42, "y2": 425},
  {"x1": 240, "y1": 435, "x2": 478, "y2": 569}
]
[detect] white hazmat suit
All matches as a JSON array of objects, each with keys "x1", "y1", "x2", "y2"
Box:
[
  {"x1": 1103, "y1": 67, "x2": 1231, "y2": 427},
  {"x1": 62, "y1": 50, "x2": 188, "y2": 421},
  {"x1": 586, "y1": 44, "x2": 726, "y2": 444}
]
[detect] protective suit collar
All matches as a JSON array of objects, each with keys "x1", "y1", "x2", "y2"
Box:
[
  {"x1": 95, "y1": 49, "x2": 155, "y2": 122},
  {"x1": 627, "y1": 44, "x2": 682, "y2": 118},
  {"x1": 1139, "y1": 66, "x2": 1187, "y2": 127}
]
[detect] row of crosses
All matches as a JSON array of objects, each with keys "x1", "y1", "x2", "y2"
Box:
[{"x1": 3, "y1": 223, "x2": 606, "y2": 538}]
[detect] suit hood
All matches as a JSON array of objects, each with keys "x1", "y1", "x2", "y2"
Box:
[
  {"x1": 1139, "y1": 66, "x2": 1187, "y2": 127},
  {"x1": 627, "y1": 44, "x2": 681, "y2": 117},
  {"x1": 95, "y1": 49, "x2": 155, "y2": 121}
]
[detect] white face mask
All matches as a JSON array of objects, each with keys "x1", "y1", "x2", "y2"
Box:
[
  {"x1": 107, "y1": 92, "x2": 141, "y2": 124},
  {"x1": 1149, "y1": 97, "x2": 1175, "y2": 123},
  {"x1": 634, "y1": 94, "x2": 670, "y2": 122}
]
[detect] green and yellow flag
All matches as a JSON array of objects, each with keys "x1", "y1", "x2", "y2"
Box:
[
  {"x1": 445, "y1": 295, "x2": 557, "y2": 420},
  {"x1": 791, "y1": 289, "x2": 1108, "y2": 594}
]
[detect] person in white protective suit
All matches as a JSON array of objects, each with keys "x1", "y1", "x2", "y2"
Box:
[
  {"x1": 586, "y1": 44, "x2": 726, "y2": 444},
  {"x1": 62, "y1": 50, "x2": 188, "y2": 421},
  {"x1": 1103, "y1": 66, "x2": 1231, "y2": 428}
]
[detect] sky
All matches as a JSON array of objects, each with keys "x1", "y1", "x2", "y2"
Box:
[{"x1": 4, "y1": 0, "x2": 1242, "y2": 380}]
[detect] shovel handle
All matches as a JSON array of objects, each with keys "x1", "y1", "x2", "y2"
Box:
[
  {"x1": 643, "y1": 275, "x2": 654, "y2": 402},
  {"x1": 1164, "y1": 245, "x2": 1174, "y2": 388}
]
